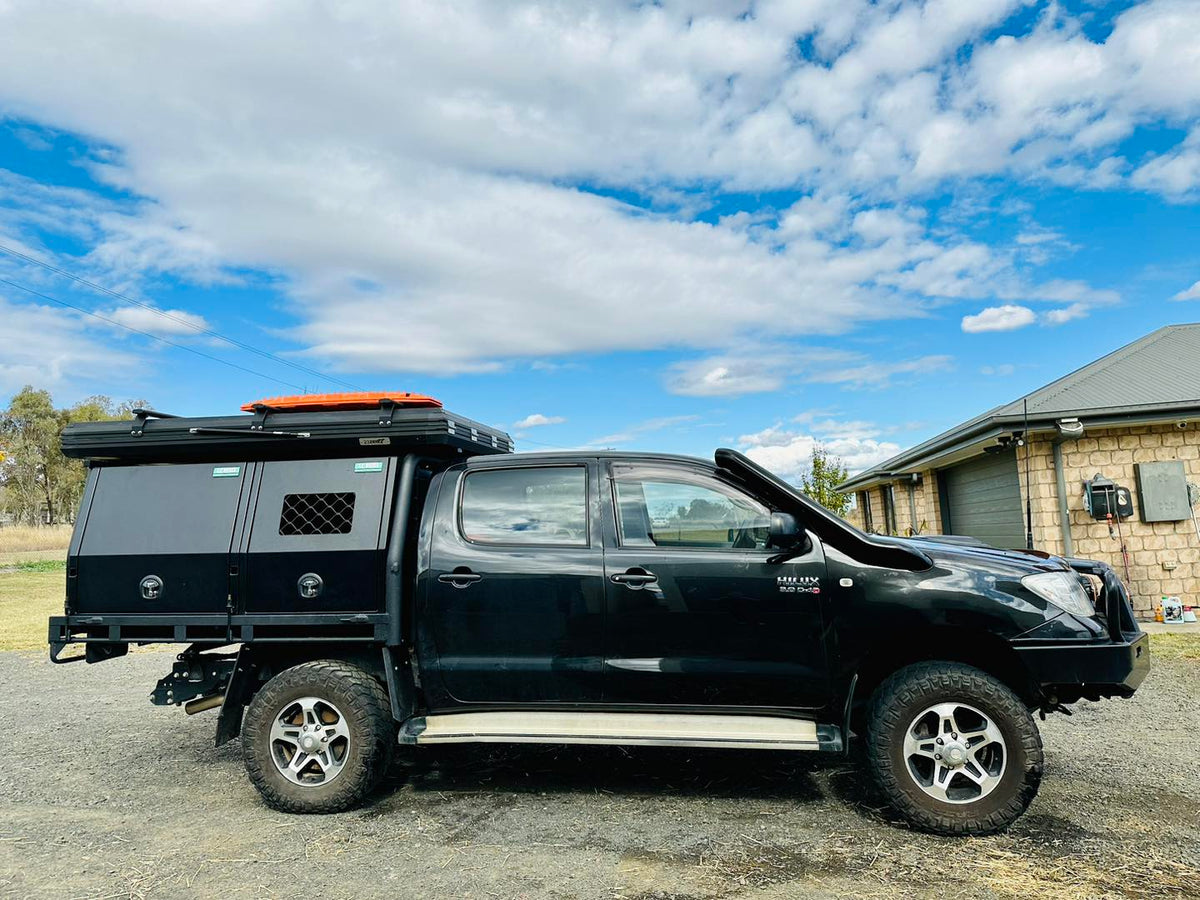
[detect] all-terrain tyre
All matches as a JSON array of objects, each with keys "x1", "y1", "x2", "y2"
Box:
[
  {"x1": 243, "y1": 660, "x2": 394, "y2": 813},
  {"x1": 866, "y1": 661, "x2": 1043, "y2": 836}
]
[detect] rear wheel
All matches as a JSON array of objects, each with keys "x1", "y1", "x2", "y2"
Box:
[
  {"x1": 243, "y1": 660, "x2": 394, "y2": 813},
  {"x1": 866, "y1": 661, "x2": 1043, "y2": 835}
]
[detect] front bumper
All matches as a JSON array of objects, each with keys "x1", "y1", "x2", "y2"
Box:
[{"x1": 1014, "y1": 631, "x2": 1150, "y2": 701}]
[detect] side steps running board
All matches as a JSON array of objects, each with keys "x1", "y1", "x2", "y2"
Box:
[{"x1": 400, "y1": 711, "x2": 837, "y2": 751}]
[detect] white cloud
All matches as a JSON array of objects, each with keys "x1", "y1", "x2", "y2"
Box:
[
  {"x1": 961, "y1": 305, "x2": 1037, "y2": 333},
  {"x1": 587, "y1": 415, "x2": 700, "y2": 449},
  {"x1": 1042, "y1": 302, "x2": 1090, "y2": 326},
  {"x1": 738, "y1": 420, "x2": 902, "y2": 480},
  {"x1": 513, "y1": 413, "x2": 565, "y2": 429},
  {"x1": 1172, "y1": 280, "x2": 1200, "y2": 301},
  {"x1": 980, "y1": 363, "x2": 1015, "y2": 376},
  {"x1": 0, "y1": 294, "x2": 136, "y2": 395},
  {"x1": 0, "y1": 0, "x2": 1151, "y2": 375},
  {"x1": 804, "y1": 354, "x2": 953, "y2": 389},
  {"x1": 667, "y1": 346, "x2": 953, "y2": 396},
  {"x1": 103, "y1": 305, "x2": 211, "y2": 337},
  {"x1": 666, "y1": 353, "x2": 789, "y2": 397}
]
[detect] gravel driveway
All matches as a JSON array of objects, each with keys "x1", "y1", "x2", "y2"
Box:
[{"x1": 1, "y1": 650, "x2": 1196, "y2": 900}]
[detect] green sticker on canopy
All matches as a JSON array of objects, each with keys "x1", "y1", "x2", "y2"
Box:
[
  {"x1": 212, "y1": 466, "x2": 241, "y2": 478},
  {"x1": 354, "y1": 461, "x2": 384, "y2": 473}
]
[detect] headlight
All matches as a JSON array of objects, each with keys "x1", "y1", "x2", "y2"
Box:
[{"x1": 1021, "y1": 571, "x2": 1096, "y2": 618}]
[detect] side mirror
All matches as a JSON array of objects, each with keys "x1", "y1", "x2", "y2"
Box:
[{"x1": 768, "y1": 511, "x2": 803, "y2": 549}]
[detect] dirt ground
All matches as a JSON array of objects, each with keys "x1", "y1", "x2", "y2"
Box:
[{"x1": 0, "y1": 650, "x2": 1197, "y2": 900}]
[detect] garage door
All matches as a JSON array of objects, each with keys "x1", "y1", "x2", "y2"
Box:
[{"x1": 940, "y1": 451, "x2": 1026, "y2": 549}]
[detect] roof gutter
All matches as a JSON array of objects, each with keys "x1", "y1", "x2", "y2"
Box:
[{"x1": 838, "y1": 404, "x2": 1200, "y2": 492}]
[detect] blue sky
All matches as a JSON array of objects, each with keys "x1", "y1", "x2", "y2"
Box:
[{"x1": 1, "y1": 0, "x2": 1199, "y2": 479}]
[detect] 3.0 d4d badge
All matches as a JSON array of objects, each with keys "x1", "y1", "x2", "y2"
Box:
[{"x1": 777, "y1": 574, "x2": 820, "y2": 594}]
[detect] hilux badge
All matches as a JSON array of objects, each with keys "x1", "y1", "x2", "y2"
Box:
[{"x1": 777, "y1": 575, "x2": 820, "y2": 594}]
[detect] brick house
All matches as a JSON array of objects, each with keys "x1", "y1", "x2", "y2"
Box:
[{"x1": 839, "y1": 324, "x2": 1200, "y2": 618}]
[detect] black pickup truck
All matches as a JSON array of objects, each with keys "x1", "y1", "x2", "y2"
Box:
[{"x1": 49, "y1": 393, "x2": 1149, "y2": 835}]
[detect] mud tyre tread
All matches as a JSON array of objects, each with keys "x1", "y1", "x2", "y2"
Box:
[
  {"x1": 243, "y1": 659, "x2": 393, "y2": 814},
  {"x1": 866, "y1": 661, "x2": 1043, "y2": 836}
]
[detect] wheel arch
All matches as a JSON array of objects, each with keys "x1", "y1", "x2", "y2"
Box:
[
  {"x1": 217, "y1": 642, "x2": 412, "y2": 747},
  {"x1": 847, "y1": 626, "x2": 1039, "y2": 735}
]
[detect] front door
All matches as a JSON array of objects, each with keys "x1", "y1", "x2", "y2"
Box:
[
  {"x1": 603, "y1": 463, "x2": 829, "y2": 710},
  {"x1": 424, "y1": 461, "x2": 606, "y2": 705}
]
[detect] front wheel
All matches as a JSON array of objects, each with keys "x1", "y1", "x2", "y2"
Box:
[
  {"x1": 866, "y1": 662, "x2": 1043, "y2": 835},
  {"x1": 242, "y1": 660, "x2": 394, "y2": 813}
]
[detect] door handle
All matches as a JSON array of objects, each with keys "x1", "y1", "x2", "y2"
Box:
[
  {"x1": 610, "y1": 570, "x2": 658, "y2": 587},
  {"x1": 438, "y1": 571, "x2": 482, "y2": 588}
]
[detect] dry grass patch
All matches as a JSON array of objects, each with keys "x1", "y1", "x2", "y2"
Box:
[
  {"x1": 0, "y1": 524, "x2": 72, "y2": 566},
  {"x1": 958, "y1": 843, "x2": 1200, "y2": 900}
]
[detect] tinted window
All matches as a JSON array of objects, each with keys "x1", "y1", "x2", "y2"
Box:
[
  {"x1": 461, "y1": 467, "x2": 588, "y2": 545},
  {"x1": 614, "y1": 475, "x2": 770, "y2": 549}
]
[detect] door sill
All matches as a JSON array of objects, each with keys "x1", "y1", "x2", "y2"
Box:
[{"x1": 400, "y1": 710, "x2": 824, "y2": 750}]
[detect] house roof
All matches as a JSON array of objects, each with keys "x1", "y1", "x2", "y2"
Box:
[{"x1": 839, "y1": 323, "x2": 1200, "y2": 492}]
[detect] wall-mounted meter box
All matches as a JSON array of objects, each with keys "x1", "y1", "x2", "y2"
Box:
[
  {"x1": 1135, "y1": 460, "x2": 1191, "y2": 522},
  {"x1": 1082, "y1": 474, "x2": 1134, "y2": 520}
]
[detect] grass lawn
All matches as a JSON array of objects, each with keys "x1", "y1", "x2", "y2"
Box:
[
  {"x1": 0, "y1": 561, "x2": 65, "y2": 651},
  {"x1": 1149, "y1": 631, "x2": 1200, "y2": 660}
]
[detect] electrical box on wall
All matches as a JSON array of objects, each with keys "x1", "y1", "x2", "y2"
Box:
[
  {"x1": 1082, "y1": 474, "x2": 1134, "y2": 520},
  {"x1": 1135, "y1": 461, "x2": 1191, "y2": 522}
]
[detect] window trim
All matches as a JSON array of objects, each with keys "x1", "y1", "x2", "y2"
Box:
[
  {"x1": 456, "y1": 463, "x2": 592, "y2": 549},
  {"x1": 608, "y1": 463, "x2": 773, "y2": 553}
]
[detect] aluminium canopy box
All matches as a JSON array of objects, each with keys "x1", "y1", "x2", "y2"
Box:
[{"x1": 61, "y1": 396, "x2": 513, "y2": 626}]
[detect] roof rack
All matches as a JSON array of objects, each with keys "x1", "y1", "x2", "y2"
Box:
[{"x1": 62, "y1": 395, "x2": 513, "y2": 464}]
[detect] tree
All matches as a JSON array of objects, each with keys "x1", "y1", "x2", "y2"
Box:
[
  {"x1": 800, "y1": 444, "x2": 851, "y2": 517},
  {"x1": 0, "y1": 388, "x2": 146, "y2": 525},
  {"x1": 1, "y1": 387, "x2": 59, "y2": 525}
]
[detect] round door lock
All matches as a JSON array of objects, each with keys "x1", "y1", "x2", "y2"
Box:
[
  {"x1": 139, "y1": 575, "x2": 163, "y2": 601},
  {"x1": 297, "y1": 573, "x2": 324, "y2": 600}
]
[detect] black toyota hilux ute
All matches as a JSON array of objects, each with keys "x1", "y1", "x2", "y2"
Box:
[{"x1": 49, "y1": 394, "x2": 1149, "y2": 835}]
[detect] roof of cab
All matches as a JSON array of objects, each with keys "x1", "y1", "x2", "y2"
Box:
[{"x1": 462, "y1": 450, "x2": 714, "y2": 468}]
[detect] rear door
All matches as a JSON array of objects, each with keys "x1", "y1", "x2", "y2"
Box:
[
  {"x1": 602, "y1": 463, "x2": 829, "y2": 709},
  {"x1": 422, "y1": 460, "x2": 606, "y2": 704}
]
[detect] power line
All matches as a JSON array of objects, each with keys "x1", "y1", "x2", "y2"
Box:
[
  {"x1": 0, "y1": 276, "x2": 309, "y2": 392},
  {"x1": 0, "y1": 242, "x2": 365, "y2": 391}
]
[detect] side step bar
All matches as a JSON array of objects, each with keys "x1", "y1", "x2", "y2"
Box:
[{"x1": 400, "y1": 711, "x2": 836, "y2": 751}]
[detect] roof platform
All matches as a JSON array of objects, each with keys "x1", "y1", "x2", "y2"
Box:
[{"x1": 61, "y1": 394, "x2": 514, "y2": 464}]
